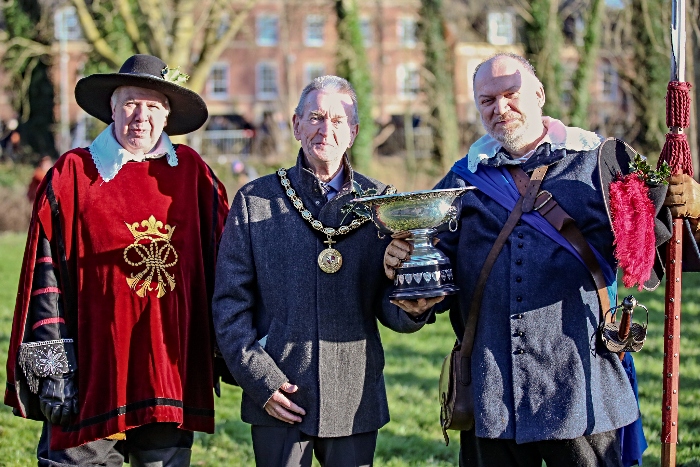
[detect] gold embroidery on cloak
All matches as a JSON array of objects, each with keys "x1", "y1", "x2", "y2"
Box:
[{"x1": 123, "y1": 215, "x2": 178, "y2": 298}]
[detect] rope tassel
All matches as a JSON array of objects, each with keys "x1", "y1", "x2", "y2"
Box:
[
  {"x1": 658, "y1": 81, "x2": 693, "y2": 177},
  {"x1": 659, "y1": 133, "x2": 693, "y2": 177},
  {"x1": 666, "y1": 81, "x2": 692, "y2": 128}
]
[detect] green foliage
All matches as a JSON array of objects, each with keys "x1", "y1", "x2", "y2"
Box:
[
  {"x1": 568, "y1": 0, "x2": 604, "y2": 128},
  {"x1": 629, "y1": 154, "x2": 671, "y2": 185},
  {"x1": 418, "y1": 0, "x2": 460, "y2": 170},
  {"x1": 523, "y1": 0, "x2": 564, "y2": 119},
  {"x1": 162, "y1": 66, "x2": 190, "y2": 86},
  {"x1": 1, "y1": 0, "x2": 58, "y2": 161},
  {"x1": 627, "y1": 0, "x2": 669, "y2": 156},
  {"x1": 340, "y1": 180, "x2": 379, "y2": 221},
  {"x1": 335, "y1": 0, "x2": 375, "y2": 174},
  {"x1": 78, "y1": 0, "x2": 134, "y2": 76},
  {"x1": 3, "y1": 0, "x2": 36, "y2": 38}
]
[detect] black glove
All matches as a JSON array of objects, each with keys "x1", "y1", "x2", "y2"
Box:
[{"x1": 39, "y1": 373, "x2": 78, "y2": 426}]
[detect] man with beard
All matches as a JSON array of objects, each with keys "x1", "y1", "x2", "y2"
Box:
[{"x1": 384, "y1": 53, "x2": 700, "y2": 466}]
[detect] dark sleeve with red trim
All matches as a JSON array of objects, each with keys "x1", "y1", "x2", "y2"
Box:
[
  {"x1": 30, "y1": 226, "x2": 68, "y2": 341},
  {"x1": 16, "y1": 225, "x2": 76, "y2": 395}
]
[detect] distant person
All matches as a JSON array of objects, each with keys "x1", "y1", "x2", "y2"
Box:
[
  {"x1": 213, "y1": 75, "x2": 428, "y2": 466},
  {"x1": 27, "y1": 156, "x2": 53, "y2": 203},
  {"x1": 5, "y1": 54, "x2": 228, "y2": 466},
  {"x1": 2, "y1": 118, "x2": 20, "y2": 161}
]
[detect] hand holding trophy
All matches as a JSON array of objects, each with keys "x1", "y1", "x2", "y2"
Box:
[{"x1": 353, "y1": 187, "x2": 473, "y2": 300}]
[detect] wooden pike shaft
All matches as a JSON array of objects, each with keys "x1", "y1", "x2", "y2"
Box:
[
  {"x1": 661, "y1": 219, "x2": 683, "y2": 466},
  {"x1": 662, "y1": 2, "x2": 686, "y2": 464}
]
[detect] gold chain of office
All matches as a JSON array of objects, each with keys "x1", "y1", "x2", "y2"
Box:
[{"x1": 277, "y1": 168, "x2": 370, "y2": 273}]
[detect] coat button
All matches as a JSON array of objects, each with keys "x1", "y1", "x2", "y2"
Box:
[
  {"x1": 516, "y1": 276, "x2": 522, "y2": 283},
  {"x1": 315, "y1": 200, "x2": 321, "y2": 205},
  {"x1": 516, "y1": 221, "x2": 522, "y2": 226},
  {"x1": 512, "y1": 313, "x2": 524, "y2": 319},
  {"x1": 514, "y1": 348, "x2": 525, "y2": 355},
  {"x1": 516, "y1": 296, "x2": 522, "y2": 302},
  {"x1": 515, "y1": 259, "x2": 522, "y2": 265},
  {"x1": 518, "y1": 233, "x2": 524, "y2": 239},
  {"x1": 518, "y1": 243, "x2": 524, "y2": 248}
]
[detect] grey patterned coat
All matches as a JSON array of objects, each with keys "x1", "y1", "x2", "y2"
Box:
[{"x1": 212, "y1": 151, "x2": 424, "y2": 437}]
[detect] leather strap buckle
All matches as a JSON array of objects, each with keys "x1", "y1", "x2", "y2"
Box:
[{"x1": 533, "y1": 190, "x2": 553, "y2": 211}]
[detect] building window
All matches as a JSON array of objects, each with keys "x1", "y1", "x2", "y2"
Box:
[
  {"x1": 398, "y1": 17, "x2": 417, "y2": 48},
  {"x1": 208, "y1": 63, "x2": 229, "y2": 99},
  {"x1": 54, "y1": 6, "x2": 82, "y2": 41},
  {"x1": 257, "y1": 14, "x2": 279, "y2": 46},
  {"x1": 217, "y1": 13, "x2": 230, "y2": 40},
  {"x1": 397, "y1": 63, "x2": 420, "y2": 99},
  {"x1": 600, "y1": 62, "x2": 618, "y2": 101},
  {"x1": 487, "y1": 12, "x2": 515, "y2": 45},
  {"x1": 257, "y1": 62, "x2": 278, "y2": 100},
  {"x1": 304, "y1": 63, "x2": 325, "y2": 83},
  {"x1": 305, "y1": 15, "x2": 325, "y2": 47},
  {"x1": 360, "y1": 17, "x2": 373, "y2": 46}
]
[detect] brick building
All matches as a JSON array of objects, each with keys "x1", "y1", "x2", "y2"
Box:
[{"x1": 4, "y1": 0, "x2": 626, "y2": 157}]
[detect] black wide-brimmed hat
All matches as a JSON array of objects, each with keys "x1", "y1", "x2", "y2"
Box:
[{"x1": 74, "y1": 54, "x2": 208, "y2": 135}]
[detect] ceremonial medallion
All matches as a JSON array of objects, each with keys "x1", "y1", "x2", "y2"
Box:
[
  {"x1": 277, "y1": 168, "x2": 388, "y2": 274},
  {"x1": 318, "y1": 248, "x2": 343, "y2": 273}
]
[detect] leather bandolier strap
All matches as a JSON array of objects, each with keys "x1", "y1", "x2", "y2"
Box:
[
  {"x1": 460, "y1": 166, "x2": 549, "y2": 359},
  {"x1": 460, "y1": 164, "x2": 614, "y2": 363},
  {"x1": 506, "y1": 166, "x2": 612, "y2": 318}
]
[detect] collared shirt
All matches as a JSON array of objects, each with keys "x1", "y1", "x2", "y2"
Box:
[
  {"x1": 88, "y1": 123, "x2": 178, "y2": 182},
  {"x1": 320, "y1": 166, "x2": 345, "y2": 200},
  {"x1": 463, "y1": 116, "x2": 602, "y2": 172}
]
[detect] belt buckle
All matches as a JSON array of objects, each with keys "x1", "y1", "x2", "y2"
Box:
[{"x1": 533, "y1": 190, "x2": 553, "y2": 211}]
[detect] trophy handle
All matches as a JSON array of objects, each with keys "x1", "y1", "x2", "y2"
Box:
[
  {"x1": 449, "y1": 218, "x2": 458, "y2": 232},
  {"x1": 443, "y1": 194, "x2": 463, "y2": 233}
]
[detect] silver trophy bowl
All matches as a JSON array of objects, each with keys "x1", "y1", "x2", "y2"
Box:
[{"x1": 353, "y1": 187, "x2": 473, "y2": 300}]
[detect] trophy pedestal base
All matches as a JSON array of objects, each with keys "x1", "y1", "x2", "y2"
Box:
[{"x1": 389, "y1": 264, "x2": 459, "y2": 300}]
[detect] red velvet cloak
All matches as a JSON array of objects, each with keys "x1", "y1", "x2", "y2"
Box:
[{"x1": 5, "y1": 146, "x2": 228, "y2": 449}]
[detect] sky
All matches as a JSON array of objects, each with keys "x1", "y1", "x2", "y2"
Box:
[{"x1": 606, "y1": 0, "x2": 625, "y2": 8}]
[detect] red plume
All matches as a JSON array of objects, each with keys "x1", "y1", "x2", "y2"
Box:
[{"x1": 609, "y1": 174, "x2": 656, "y2": 289}]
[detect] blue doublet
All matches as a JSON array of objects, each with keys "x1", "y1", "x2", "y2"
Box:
[{"x1": 435, "y1": 143, "x2": 639, "y2": 444}]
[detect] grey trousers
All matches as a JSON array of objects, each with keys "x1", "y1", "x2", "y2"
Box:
[
  {"x1": 459, "y1": 428, "x2": 622, "y2": 467},
  {"x1": 251, "y1": 425, "x2": 378, "y2": 467},
  {"x1": 37, "y1": 422, "x2": 194, "y2": 467}
]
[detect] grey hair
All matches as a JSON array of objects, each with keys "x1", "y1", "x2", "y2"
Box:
[
  {"x1": 472, "y1": 53, "x2": 539, "y2": 86},
  {"x1": 110, "y1": 86, "x2": 171, "y2": 114},
  {"x1": 294, "y1": 75, "x2": 359, "y2": 125}
]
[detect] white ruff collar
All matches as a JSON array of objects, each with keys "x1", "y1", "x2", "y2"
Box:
[
  {"x1": 464, "y1": 117, "x2": 603, "y2": 172},
  {"x1": 88, "y1": 123, "x2": 178, "y2": 182}
]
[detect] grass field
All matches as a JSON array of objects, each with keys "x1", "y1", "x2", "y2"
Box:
[{"x1": 1, "y1": 229, "x2": 700, "y2": 466}]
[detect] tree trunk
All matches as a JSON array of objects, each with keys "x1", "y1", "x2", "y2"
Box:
[
  {"x1": 335, "y1": 0, "x2": 375, "y2": 174},
  {"x1": 568, "y1": 0, "x2": 604, "y2": 128},
  {"x1": 418, "y1": 0, "x2": 460, "y2": 171},
  {"x1": 524, "y1": 0, "x2": 564, "y2": 119}
]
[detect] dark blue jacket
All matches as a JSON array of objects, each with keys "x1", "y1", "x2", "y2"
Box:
[{"x1": 435, "y1": 143, "x2": 641, "y2": 443}]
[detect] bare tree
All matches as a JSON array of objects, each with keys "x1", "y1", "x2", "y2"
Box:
[{"x1": 70, "y1": 0, "x2": 257, "y2": 93}]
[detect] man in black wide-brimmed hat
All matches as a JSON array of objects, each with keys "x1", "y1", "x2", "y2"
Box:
[{"x1": 4, "y1": 54, "x2": 229, "y2": 466}]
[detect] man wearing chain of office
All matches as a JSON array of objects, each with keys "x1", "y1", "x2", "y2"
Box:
[{"x1": 213, "y1": 75, "x2": 434, "y2": 466}]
